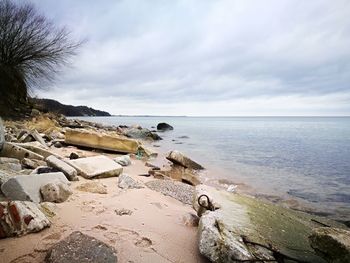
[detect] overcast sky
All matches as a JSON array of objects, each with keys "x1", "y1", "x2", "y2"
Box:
[{"x1": 30, "y1": 0, "x2": 350, "y2": 116}]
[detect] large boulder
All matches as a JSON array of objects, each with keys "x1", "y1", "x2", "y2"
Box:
[
  {"x1": 309, "y1": 227, "x2": 350, "y2": 263},
  {"x1": 193, "y1": 185, "x2": 343, "y2": 263},
  {"x1": 45, "y1": 231, "x2": 118, "y2": 263},
  {"x1": 40, "y1": 181, "x2": 73, "y2": 203},
  {"x1": 65, "y1": 128, "x2": 139, "y2": 154},
  {"x1": 124, "y1": 128, "x2": 161, "y2": 140},
  {"x1": 1, "y1": 172, "x2": 69, "y2": 203},
  {"x1": 46, "y1": 155, "x2": 78, "y2": 181},
  {"x1": 0, "y1": 118, "x2": 4, "y2": 151},
  {"x1": 68, "y1": 155, "x2": 123, "y2": 179},
  {"x1": 118, "y1": 174, "x2": 144, "y2": 189},
  {"x1": 157, "y1": 122, "x2": 173, "y2": 131},
  {"x1": 0, "y1": 201, "x2": 51, "y2": 238},
  {"x1": 166, "y1": 150, "x2": 204, "y2": 170}
]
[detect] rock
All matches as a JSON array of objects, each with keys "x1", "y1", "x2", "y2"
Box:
[
  {"x1": 21, "y1": 158, "x2": 46, "y2": 169},
  {"x1": 0, "y1": 201, "x2": 51, "y2": 238},
  {"x1": 76, "y1": 181, "x2": 107, "y2": 194},
  {"x1": 0, "y1": 171, "x2": 11, "y2": 186},
  {"x1": 45, "y1": 231, "x2": 118, "y2": 263},
  {"x1": 69, "y1": 155, "x2": 123, "y2": 179},
  {"x1": 65, "y1": 128, "x2": 139, "y2": 154},
  {"x1": 31, "y1": 166, "x2": 59, "y2": 175},
  {"x1": 54, "y1": 141, "x2": 62, "y2": 148},
  {"x1": 40, "y1": 202, "x2": 57, "y2": 218},
  {"x1": 309, "y1": 227, "x2": 350, "y2": 263},
  {"x1": 124, "y1": 128, "x2": 161, "y2": 141},
  {"x1": 145, "y1": 180, "x2": 194, "y2": 205},
  {"x1": 166, "y1": 150, "x2": 204, "y2": 170},
  {"x1": 193, "y1": 185, "x2": 340, "y2": 263},
  {"x1": 1, "y1": 172, "x2": 69, "y2": 203},
  {"x1": 17, "y1": 142, "x2": 61, "y2": 159},
  {"x1": 69, "y1": 152, "x2": 79, "y2": 160},
  {"x1": 46, "y1": 155, "x2": 78, "y2": 181},
  {"x1": 0, "y1": 142, "x2": 44, "y2": 160},
  {"x1": 182, "y1": 171, "x2": 201, "y2": 186},
  {"x1": 115, "y1": 208, "x2": 133, "y2": 216},
  {"x1": 30, "y1": 129, "x2": 47, "y2": 148},
  {"x1": 148, "y1": 169, "x2": 167, "y2": 179},
  {"x1": 157, "y1": 122, "x2": 174, "y2": 131},
  {"x1": 49, "y1": 131, "x2": 65, "y2": 140},
  {"x1": 181, "y1": 213, "x2": 199, "y2": 227},
  {"x1": 31, "y1": 108, "x2": 41, "y2": 117},
  {"x1": 137, "y1": 145, "x2": 158, "y2": 158},
  {"x1": 145, "y1": 162, "x2": 160, "y2": 169},
  {"x1": 118, "y1": 174, "x2": 144, "y2": 189},
  {"x1": 114, "y1": 155, "x2": 131, "y2": 166},
  {"x1": 0, "y1": 118, "x2": 4, "y2": 151},
  {"x1": 0, "y1": 162, "x2": 22, "y2": 172},
  {"x1": 0, "y1": 157, "x2": 20, "y2": 164},
  {"x1": 40, "y1": 181, "x2": 73, "y2": 203}
]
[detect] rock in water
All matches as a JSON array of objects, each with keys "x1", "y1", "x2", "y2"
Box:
[
  {"x1": 157, "y1": 122, "x2": 174, "y2": 131},
  {"x1": 166, "y1": 150, "x2": 204, "y2": 170},
  {"x1": 45, "y1": 231, "x2": 118, "y2": 263},
  {"x1": 309, "y1": 227, "x2": 350, "y2": 263},
  {"x1": 1, "y1": 173, "x2": 69, "y2": 203},
  {"x1": 40, "y1": 181, "x2": 73, "y2": 203},
  {"x1": 46, "y1": 155, "x2": 78, "y2": 181},
  {"x1": 0, "y1": 201, "x2": 51, "y2": 238},
  {"x1": 118, "y1": 174, "x2": 144, "y2": 189},
  {"x1": 193, "y1": 184, "x2": 342, "y2": 263},
  {"x1": 0, "y1": 118, "x2": 4, "y2": 151},
  {"x1": 114, "y1": 155, "x2": 131, "y2": 166},
  {"x1": 124, "y1": 128, "x2": 161, "y2": 140}
]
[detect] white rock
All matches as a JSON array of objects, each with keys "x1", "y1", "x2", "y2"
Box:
[
  {"x1": 118, "y1": 174, "x2": 144, "y2": 189},
  {"x1": 1, "y1": 172, "x2": 69, "y2": 203},
  {"x1": 40, "y1": 181, "x2": 72, "y2": 203},
  {"x1": 69, "y1": 155, "x2": 123, "y2": 179},
  {"x1": 46, "y1": 155, "x2": 78, "y2": 181},
  {"x1": 114, "y1": 155, "x2": 131, "y2": 166}
]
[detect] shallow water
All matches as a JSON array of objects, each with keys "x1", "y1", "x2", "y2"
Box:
[{"x1": 74, "y1": 116, "x2": 350, "y2": 221}]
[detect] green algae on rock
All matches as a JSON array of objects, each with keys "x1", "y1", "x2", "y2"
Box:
[{"x1": 193, "y1": 185, "x2": 346, "y2": 263}]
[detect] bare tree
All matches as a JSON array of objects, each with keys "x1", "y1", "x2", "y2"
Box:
[{"x1": 0, "y1": 0, "x2": 82, "y2": 117}]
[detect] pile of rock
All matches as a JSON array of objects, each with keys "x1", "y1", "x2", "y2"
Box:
[{"x1": 147, "y1": 150, "x2": 203, "y2": 186}]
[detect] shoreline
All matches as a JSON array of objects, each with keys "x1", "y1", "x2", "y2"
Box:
[
  {"x1": 72, "y1": 116, "x2": 349, "y2": 224},
  {"x1": 0, "y1": 113, "x2": 349, "y2": 262}
]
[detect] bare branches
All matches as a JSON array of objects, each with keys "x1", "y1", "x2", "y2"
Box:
[{"x1": 0, "y1": 0, "x2": 82, "y2": 93}]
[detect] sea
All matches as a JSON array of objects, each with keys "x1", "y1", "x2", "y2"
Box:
[{"x1": 73, "y1": 116, "x2": 350, "y2": 222}]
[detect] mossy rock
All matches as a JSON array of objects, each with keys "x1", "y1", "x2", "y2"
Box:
[{"x1": 193, "y1": 185, "x2": 347, "y2": 263}]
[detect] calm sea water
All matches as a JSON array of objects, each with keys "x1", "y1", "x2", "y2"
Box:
[{"x1": 75, "y1": 116, "x2": 350, "y2": 221}]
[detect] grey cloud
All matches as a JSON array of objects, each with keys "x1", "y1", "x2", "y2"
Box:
[{"x1": 29, "y1": 0, "x2": 350, "y2": 113}]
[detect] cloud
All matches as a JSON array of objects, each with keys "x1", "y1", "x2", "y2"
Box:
[{"x1": 32, "y1": 0, "x2": 350, "y2": 115}]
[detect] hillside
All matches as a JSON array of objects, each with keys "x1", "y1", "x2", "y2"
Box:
[{"x1": 30, "y1": 98, "x2": 111, "y2": 117}]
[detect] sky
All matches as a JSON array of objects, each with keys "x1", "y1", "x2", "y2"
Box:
[{"x1": 29, "y1": 0, "x2": 350, "y2": 116}]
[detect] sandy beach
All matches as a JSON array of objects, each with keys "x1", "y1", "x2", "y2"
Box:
[{"x1": 1, "y1": 143, "x2": 209, "y2": 263}]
